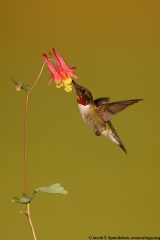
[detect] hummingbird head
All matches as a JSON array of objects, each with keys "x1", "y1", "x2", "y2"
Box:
[{"x1": 72, "y1": 80, "x2": 94, "y2": 106}]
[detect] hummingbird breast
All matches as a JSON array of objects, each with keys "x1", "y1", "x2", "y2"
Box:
[{"x1": 78, "y1": 104, "x2": 106, "y2": 134}]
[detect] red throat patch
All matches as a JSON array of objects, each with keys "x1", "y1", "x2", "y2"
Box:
[{"x1": 77, "y1": 96, "x2": 87, "y2": 106}]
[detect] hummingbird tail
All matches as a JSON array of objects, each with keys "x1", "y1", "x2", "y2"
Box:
[{"x1": 102, "y1": 121, "x2": 127, "y2": 154}]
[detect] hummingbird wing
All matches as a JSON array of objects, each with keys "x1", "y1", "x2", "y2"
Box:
[
  {"x1": 104, "y1": 121, "x2": 127, "y2": 154},
  {"x1": 98, "y1": 99, "x2": 143, "y2": 122},
  {"x1": 94, "y1": 97, "x2": 110, "y2": 106}
]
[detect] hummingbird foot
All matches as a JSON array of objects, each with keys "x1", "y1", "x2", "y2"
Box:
[{"x1": 95, "y1": 130, "x2": 101, "y2": 136}]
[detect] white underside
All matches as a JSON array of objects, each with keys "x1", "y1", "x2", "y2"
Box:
[
  {"x1": 78, "y1": 103, "x2": 90, "y2": 116},
  {"x1": 102, "y1": 130, "x2": 119, "y2": 145},
  {"x1": 78, "y1": 104, "x2": 119, "y2": 146}
]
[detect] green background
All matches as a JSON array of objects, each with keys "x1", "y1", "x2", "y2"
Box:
[{"x1": 1, "y1": 0, "x2": 160, "y2": 239}]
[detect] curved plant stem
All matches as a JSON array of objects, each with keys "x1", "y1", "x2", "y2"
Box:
[
  {"x1": 23, "y1": 62, "x2": 46, "y2": 240},
  {"x1": 28, "y1": 62, "x2": 46, "y2": 94}
]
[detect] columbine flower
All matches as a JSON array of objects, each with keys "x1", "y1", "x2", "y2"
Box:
[{"x1": 43, "y1": 48, "x2": 77, "y2": 92}]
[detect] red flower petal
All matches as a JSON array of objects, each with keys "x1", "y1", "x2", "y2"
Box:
[
  {"x1": 52, "y1": 48, "x2": 77, "y2": 79},
  {"x1": 43, "y1": 53, "x2": 62, "y2": 84}
]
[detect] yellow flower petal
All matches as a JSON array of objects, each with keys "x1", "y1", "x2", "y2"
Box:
[
  {"x1": 56, "y1": 83, "x2": 63, "y2": 88},
  {"x1": 62, "y1": 77, "x2": 72, "y2": 84},
  {"x1": 64, "y1": 83, "x2": 72, "y2": 92},
  {"x1": 55, "y1": 77, "x2": 72, "y2": 92}
]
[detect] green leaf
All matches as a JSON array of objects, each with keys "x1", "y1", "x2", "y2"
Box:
[
  {"x1": 36, "y1": 183, "x2": 68, "y2": 195},
  {"x1": 12, "y1": 196, "x2": 32, "y2": 204},
  {"x1": 12, "y1": 183, "x2": 68, "y2": 204},
  {"x1": 11, "y1": 78, "x2": 19, "y2": 86},
  {"x1": 11, "y1": 192, "x2": 38, "y2": 204}
]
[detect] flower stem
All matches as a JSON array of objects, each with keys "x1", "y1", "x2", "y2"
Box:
[
  {"x1": 24, "y1": 93, "x2": 29, "y2": 197},
  {"x1": 28, "y1": 62, "x2": 46, "y2": 94},
  {"x1": 26, "y1": 204, "x2": 37, "y2": 240},
  {"x1": 23, "y1": 62, "x2": 46, "y2": 239}
]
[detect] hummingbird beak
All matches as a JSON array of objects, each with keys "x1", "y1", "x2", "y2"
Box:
[
  {"x1": 72, "y1": 80, "x2": 81, "y2": 94},
  {"x1": 72, "y1": 80, "x2": 78, "y2": 88}
]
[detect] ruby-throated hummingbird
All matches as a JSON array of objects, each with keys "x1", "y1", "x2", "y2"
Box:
[{"x1": 72, "y1": 80, "x2": 143, "y2": 154}]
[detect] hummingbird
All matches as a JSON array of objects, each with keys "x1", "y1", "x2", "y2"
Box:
[{"x1": 72, "y1": 80, "x2": 143, "y2": 154}]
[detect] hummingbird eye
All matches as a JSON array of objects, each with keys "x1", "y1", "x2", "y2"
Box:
[{"x1": 81, "y1": 89, "x2": 86, "y2": 94}]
